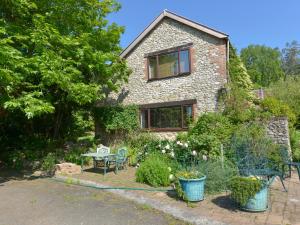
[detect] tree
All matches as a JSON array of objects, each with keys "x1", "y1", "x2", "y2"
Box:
[
  {"x1": 240, "y1": 45, "x2": 284, "y2": 87},
  {"x1": 281, "y1": 40, "x2": 300, "y2": 77},
  {"x1": 228, "y1": 44, "x2": 253, "y2": 92},
  {"x1": 0, "y1": 0, "x2": 130, "y2": 140}
]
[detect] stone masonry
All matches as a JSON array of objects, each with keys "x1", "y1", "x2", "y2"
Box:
[
  {"x1": 109, "y1": 18, "x2": 228, "y2": 138},
  {"x1": 266, "y1": 117, "x2": 291, "y2": 152}
]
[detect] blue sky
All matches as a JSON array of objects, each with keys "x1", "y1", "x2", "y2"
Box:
[{"x1": 108, "y1": 0, "x2": 300, "y2": 51}]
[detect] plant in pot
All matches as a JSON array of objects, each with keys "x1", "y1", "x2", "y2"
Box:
[
  {"x1": 175, "y1": 169, "x2": 206, "y2": 202},
  {"x1": 228, "y1": 176, "x2": 271, "y2": 212}
]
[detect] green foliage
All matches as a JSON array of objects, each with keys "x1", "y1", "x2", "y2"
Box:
[
  {"x1": 228, "y1": 176, "x2": 263, "y2": 206},
  {"x1": 198, "y1": 160, "x2": 238, "y2": 194},
  {"x1": 281, "y1": 41, "x2": 300, "y2": 77},
  {"x1": 41, "y1": 153, "x2": 57, "y2": 174},
  {"x1": 63, "y1": 147, "x2": 90, "y2": 165},
  {"x1": 266, "y1": 77, "x2": 300, "y2": 128},
  {"x1": 136, "y1": 154, "x2": 172, "y2": 187},
  {"x1": 69, "y1": 110, "x2": 94, "y2": 138},
  {"x1": 290, "y1": 129, "x2": 300, "y2": 162},
  {"x1": 0, "y1": 0, "x2": 130, "y2": 144},
  {"x1": 260, "y1": 97, "x2": 296, "y2": 125},
  {"x1": 187, "y1": 113, "x2": 235, "y2": 158},
  {"x1": 241, "y1": 45, "x2": 284, "y2": 87},
  {"x1": 229, "y1": 44, "x2": 253, "y2": 91},
  {"x1": 176, "y1": 170, "x2": 204, "y2": 179},
  {"x1": 94, "y1": 105, "x2": 139, "y2": 133},
  {"x1": 223, "y1": 84, "x2": 263, "y2": 124},
  {"x1": 231, "y1": 122, "x2": 283, "y2": 169}
]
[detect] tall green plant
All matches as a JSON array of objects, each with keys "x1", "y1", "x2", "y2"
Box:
[{"x1": 0, "y1": 0, "x2": 130, "y2": 143}]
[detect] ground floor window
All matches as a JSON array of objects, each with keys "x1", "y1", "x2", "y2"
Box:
[{"x1": 140, "y1": 101, "x2": 195, "y2": 130}]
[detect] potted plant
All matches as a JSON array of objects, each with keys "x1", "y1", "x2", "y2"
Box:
[
  {"x1": 175, "y1": 170, "x2": 206, "y2": 202},
  {"x1": 228, "y1": 176, "x2": 270, "y2": 212}
]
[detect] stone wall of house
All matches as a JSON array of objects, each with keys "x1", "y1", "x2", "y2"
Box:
[
  {"x1": 110, "y1": 17, "x2": 228, "y2": 114},
  {"x1": 266, "y1": 117, "x2": 291, "y2": 152}
]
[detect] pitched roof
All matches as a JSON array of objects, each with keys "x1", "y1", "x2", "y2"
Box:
[{"x1": 120, "y1": 10, "x2": 229, "y2": 58}]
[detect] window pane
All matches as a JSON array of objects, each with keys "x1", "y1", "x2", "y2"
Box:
[
  {"x1": 180, "y1": 50, "x2": 190, "y2": 73},
  {"x1": 183, "y1": 105, "x2": 193, "y2": 128},
  {"x1": 158, "y1": 52, "x2": 178, "y2": 78},
  {"x1": 150, "y1": 106, "x2": 181, "y2": 128},
  {"x1": 140, "y1": 110, "x2": 148, "y2": 128},
  {"x1": 148, "y1": 56, "x2": 157, "y2": 79}
]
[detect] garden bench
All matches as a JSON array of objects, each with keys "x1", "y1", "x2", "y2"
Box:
[
  {"x1": 237, "y1": 155, "x2": 287, "y2": 192},
  {"x1": 280, "y1": 146, "x2": 300, "y2": 181}
]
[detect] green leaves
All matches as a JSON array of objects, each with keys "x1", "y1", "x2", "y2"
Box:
[
  {"x1": 4, "y1": 91, "x2": 55, "y2": 118},
  {"x1": 0, "y1": 0, "x2": 130, "y2": 139},
  {"x1": 241, "y1": 45, "x2": 284, "y2": 87}
]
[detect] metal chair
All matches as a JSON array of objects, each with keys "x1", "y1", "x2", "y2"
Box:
[
  {"x1": 93, "y1": 145, "x2": 110, "y2": 169},
  {"x1": 109, "y1": 148, "x2": 128, "y2": 174}
]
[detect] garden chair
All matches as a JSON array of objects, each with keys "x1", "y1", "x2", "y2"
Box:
[
  {"x1": 280, "y1": 146, "x2": 300, "y2": 180},
  {"x1": 93, "y1": 145, "x2": 110, "y2": 169},
  {"x1": 109, "y1": 148, "x2": 128, "y2": 174}
]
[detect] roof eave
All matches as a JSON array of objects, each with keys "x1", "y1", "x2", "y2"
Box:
[{"x1": 120, "y1": 10, "x2": 228, "y2": 58}]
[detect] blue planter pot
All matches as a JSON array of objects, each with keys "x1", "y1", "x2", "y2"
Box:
[
  {"x1": 179, "y1": 176, "x2": 206, "y2": 202},
  {"x1": 242, "y1": 186, "x2": 268, "y2": 212}
]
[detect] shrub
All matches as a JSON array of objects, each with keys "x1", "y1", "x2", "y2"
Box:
[
  {"x1": 136, "y1": 154, "x2": 172, "y2": 187},
  {"x1": 260, "y1": 97, "x2": 296, "y2": 125},
  {"x1": 266, "y1": 77, "x2": 300, "y2": 128},
  {"x1": 198, "y1": 159, "x2": 238, "y2": 194},
  {"x1": 228, "y1": 176, "x2": 263, "y2": 206},
  {"x1": 187, "y1": 113, "x2": 235, "y2": 158},
  {"x1": 231, "y1": 122, "x2": 283, "y2": 170},
  {"x1": 41, "y1": 153, "x2": 57, "y2": 174},
  {"x1": 290, "y1": 129, "x2": 300, "y2": 162}
]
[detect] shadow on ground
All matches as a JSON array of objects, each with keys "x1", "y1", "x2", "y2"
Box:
[
  {"x1": 211, "y1": 195, "x2": 240, "y2": 212},
  {"x1": 0, "y1": 169, "x2": 41, "y2": 186}
]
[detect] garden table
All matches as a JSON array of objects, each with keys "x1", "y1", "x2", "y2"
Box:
[{"x1": 81, "y1": 152, "x2": 116, "y2": 175}]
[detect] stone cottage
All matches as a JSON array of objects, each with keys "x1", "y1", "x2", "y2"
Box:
[{"x1": 110, "y1": 10, "x2": 229, "y2": 139}]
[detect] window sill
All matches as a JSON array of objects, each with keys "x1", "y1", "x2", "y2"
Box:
[{"x1": 147, "y1": 72, "x2": 191, "y2": 82}]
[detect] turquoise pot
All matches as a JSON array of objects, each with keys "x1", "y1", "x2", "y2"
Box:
[
  {"x1": 242, "y1": 186, "x2": 268, "y2": 212},
  {"x1": 179, "y1": 176, "x2": 206, "y2": 202}
]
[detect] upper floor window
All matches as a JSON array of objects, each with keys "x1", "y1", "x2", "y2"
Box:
[{"x1": 147, "y1": 46, "x2": 191, "y2": 80}]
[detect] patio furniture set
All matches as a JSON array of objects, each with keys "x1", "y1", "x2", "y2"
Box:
[{"x1": 81, "y1": 145, "x2": 127, "y2": 175}]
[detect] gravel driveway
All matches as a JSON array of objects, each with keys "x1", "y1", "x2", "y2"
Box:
[{"x1": 0, "y1": 177, "x2": 187, "y2": 225}]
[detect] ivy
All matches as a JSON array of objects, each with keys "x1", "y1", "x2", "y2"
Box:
[{"x1": 94, "y1": 105, "x2": 139, "y2": 133}]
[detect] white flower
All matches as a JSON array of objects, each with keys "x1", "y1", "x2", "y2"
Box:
[
  {"x1": 167, "y1": 167, "x2": 172, "y2": 172},
  {"x1": 184, "y1": 143, "x2": 188, "y2": 148},
  {"x1": 165, "y1": 144, "x2": 170, "y2": 150},
  {"x1": 176, "y1": 141, "x2": 181, "y2": 145},
  {"x1": 202, "y1": 155, "x2": 207, "y2": 161},
  {"x1": 161, "y1": 149, "x2": 166, "y2": 154},
  {"x1": 170, "y1": 152, "x2": 175, "y2": 158},
  {"x1": 145, "y1": 152, "x2": 148, "y2": 155},
  {"x1": 192, "y1": 150, "x2": 197, "y2": 156},
  {"x1": 169, "y1": 174, "x2": 175, "y2": 181}
]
